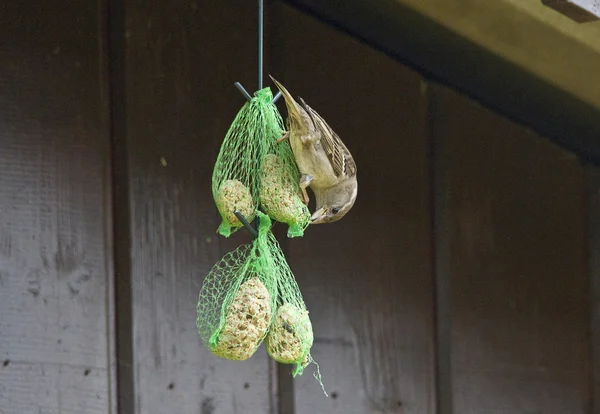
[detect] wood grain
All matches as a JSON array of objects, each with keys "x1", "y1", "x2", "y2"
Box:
[
  {"x1": 431, "y1": 84, "x2": 590, "y2": 414},
  {"x1": 271, "y1": 4, "x2": 435, "y2": 413},
  {"x1": 1, "y1": 1, "x2": 595, "y2": 413},
  {"x1": 122, "y1": 0, "x2": 275, "y2": 412},
  {"x1": 0, "y1": 1, "x2": 113, "y2": 413}
]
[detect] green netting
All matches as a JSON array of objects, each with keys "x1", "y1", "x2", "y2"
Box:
[
  {"x1": 196, "y1": 213, "x2": 278, "y2": 360},
  {"x1": 260, "y1": 217, "x2": 326, "y2": 394},
  {"x1": 212, "y1": 86, "x2": 309, "y2": 238},
  {"x1": 212, "y1": 87, "x2": 272, "y2": 237},
  {"x1": 256, "y1": 225, "x2": 316, "y2": 377},
  {"x1": 261, "y1": 234, "x2": 313, "y2": 375},
  {"x1": 207, "y1": 83, "x2": 323, "y2": 391},
  {"x1": 260, "y1": 126, "x2": 310, "y2": 238},
  {"x1": 197, "y1": 211, "x2": 326, "y2": 393}
]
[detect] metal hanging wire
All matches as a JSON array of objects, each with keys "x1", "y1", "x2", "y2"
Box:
[
  {"x1": 233, "y1": 0, "x2": 281, "y2": 237},
  {"x1": 234, "y1": 0, "x2": 281, "y2": 104}
]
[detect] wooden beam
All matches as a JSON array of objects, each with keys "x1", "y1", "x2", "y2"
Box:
[
  {"x1": 542, "y1": 0, "x2": 600, "y2": 23},
  {"x1": 280, "y1": 0, "x2": 600, "y2": 166}
]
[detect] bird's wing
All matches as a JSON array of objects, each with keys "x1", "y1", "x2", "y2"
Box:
[{"x1": 299, "y1": 98, "x2": 357, "y2": 178}]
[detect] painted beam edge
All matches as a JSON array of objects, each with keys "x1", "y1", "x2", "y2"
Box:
[
  {"x1": 278, "y1": 0, "x2": 600, "y2": 166},
  {"x1": 542, "y1": 0, "x2": 600, "y2": 23}
]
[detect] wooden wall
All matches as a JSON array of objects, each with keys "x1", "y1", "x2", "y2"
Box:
[
  {"x1": 0, "y1": 1, "x2": 597, "y2": 414},
  {"x1": 0, "y1": 1, "x2": 115, "y2": 413}
]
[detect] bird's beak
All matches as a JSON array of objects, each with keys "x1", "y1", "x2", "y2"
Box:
[
  {"x1": 310, "y1": 207, "x2": 328, "y2": 224},
  {"x1": 269, "y1": 75, "x2": 304, "y2": 126}
]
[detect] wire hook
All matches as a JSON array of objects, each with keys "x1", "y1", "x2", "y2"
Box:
[{"x1": 234, "y1": 210, "x2": 258, "y2": 238}]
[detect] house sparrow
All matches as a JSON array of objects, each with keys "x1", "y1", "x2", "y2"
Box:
[{"x1": 270, "y1": 76, "x2": 357, "y2": 224}]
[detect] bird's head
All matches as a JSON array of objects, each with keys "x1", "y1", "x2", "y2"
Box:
[
  {"x1": 310, "y1": 179, "x2": 358, "y2": 224},
  {"x1": 269, "y1": 75, "x2": 313, "y2": 134}
]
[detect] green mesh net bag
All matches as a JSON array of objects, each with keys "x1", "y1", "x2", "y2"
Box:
[
  {"x1": 212, "y1": 87, "x2": 273, "y2": 237},
  {"x1": 257, "y1": 223, "x2": 315, "y2": 376},
  {"x1": 196, "y1": 213, "x2": 278, "y2": 360},
  {"x1": 260, "y1": 131, "x2": 310, "y2": 238},
  {"x1": 197, "y1": 211, "x2": 326, "y2": 392},
  {"x1": 212, "y1": 86, "x2": 309, "y2": 238},
  {"x1": 261, "y1": 219, "x2": 326, "y2": 394}
]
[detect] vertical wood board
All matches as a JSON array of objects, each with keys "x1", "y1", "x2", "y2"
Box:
[
  {"x1": 123, "y1": 1, "x2": 276, "y2": 412},
  {"x1": 431, "y1": 84, "x2": 590, "y2": 414},
  {"x1": 0, "y1": 1, "x2": 113, "y2": 413},
  {"x1": 272, "y1": 4, "x2": 435, "y2": 413}
]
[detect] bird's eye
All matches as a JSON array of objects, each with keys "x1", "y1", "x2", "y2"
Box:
[{"x1": 331, "y1": 207, "x2": 340, "y2": 214}]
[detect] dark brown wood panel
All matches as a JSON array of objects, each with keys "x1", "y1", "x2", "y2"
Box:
[
  {"x1": 586, "y1": 165, "x2": 600, "y2": 414},
  {"x1": 431, "y1": 84, "x2": 590, "y2": 414},
  {"x1": 271, "y1": 4, "x2": 435, "y2": 413},
  {"x1": 122, "y1": 0, "x2": 275, "y2": 412},
  {"x1": 0, "y1": 1, "x2": 114, "y2": 413}
]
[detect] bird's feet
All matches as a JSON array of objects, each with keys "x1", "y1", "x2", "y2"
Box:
[
  {"x1": 300, "y1": 188, "x2": 310, "y2": 205},
  {"x1": 299, "y1": 174, "x2": 313, "y2": 205},
  {"x1": 299, "y1": 173, "x2": 313, "y2": 188},
  {"x1": 276, "y1": 131, "x2": 289, "y2": 144}
]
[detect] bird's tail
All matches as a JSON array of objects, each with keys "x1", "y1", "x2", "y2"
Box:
[{"x1": 269, "y1": 75, "x2": 304, "y2": 123}]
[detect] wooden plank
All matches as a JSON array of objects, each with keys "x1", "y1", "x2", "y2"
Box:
[
  {"x1": 122, "y1": 0, "x2": 275, "y2": 412},
  {"x1": 431, "y1": 83, "x2": 590, "y2": 414},
  {"x1": 271, "y1": 4, "x2": 435, "y2": 412},
  {"x1": 0, "y1": 1, "x2": 113, "y2": 414},
  {"x1": 280, "y1": 0, "x2": 600, "y2": 166},
  {"x1": 586, "y1": 165, "x2": 600, "y2": 414},
  {"x1": 542, "y1": 0, "x2": 600, "y2": 22}
]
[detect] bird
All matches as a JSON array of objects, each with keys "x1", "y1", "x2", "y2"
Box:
[{"x1": 269, "y1": 75, "x2": 357, "y2": 224}]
